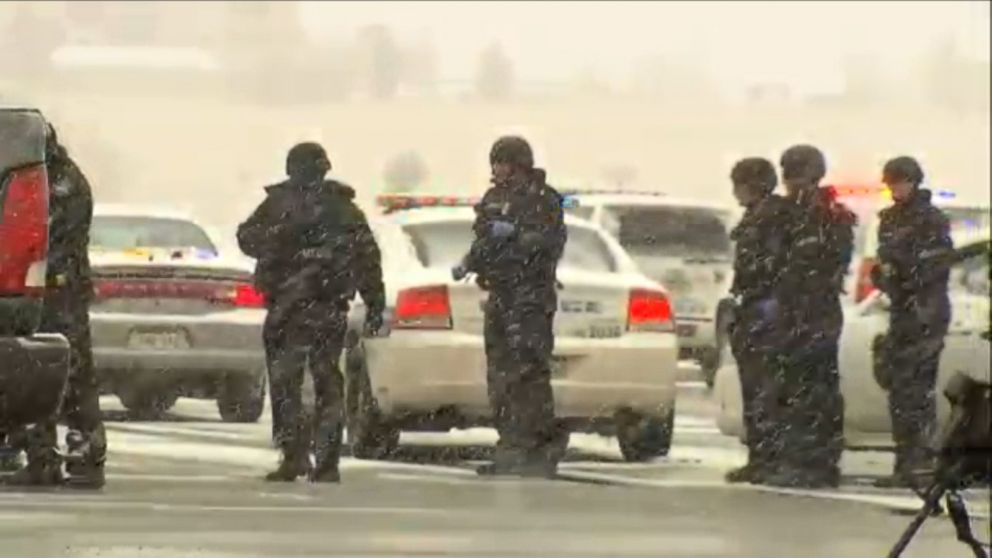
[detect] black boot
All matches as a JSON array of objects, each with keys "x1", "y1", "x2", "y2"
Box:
[
  {"x1": 64, "y1": 430, "x2": 106, "y2": 490},
  {"x1": 725, "y1": 462, "x2": 763, "y2": 484},
  {"x1": 266, "y1": 449, "x2": 311, "y2": 482},
  {"x1": 477, "y1": 447, "x2": 526, "y2": 477}
]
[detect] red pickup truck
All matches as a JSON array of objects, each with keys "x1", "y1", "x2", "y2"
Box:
[{"x1": 0, "y1": 107, "x2": 70, "y2": 430}]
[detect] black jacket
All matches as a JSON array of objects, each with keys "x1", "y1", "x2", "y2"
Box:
[
  {"x1": 45, "y1": 151, "x2": 93, "y2": 301},
  {"x1": 237, "y1": 179, "x2": 385, "y2": 316},
  {"x1": 730, "y1": 194, "x2": 794, "y2": 304},
  {"x1": 779, "y1": 187, "x2": 857, "y2": 345},
  {"x1": 464, "y1": 169, "x2": 567, "y2": 299},
  {"x1": 872, "y1": 189, "x2": 953, "y2": 332}
]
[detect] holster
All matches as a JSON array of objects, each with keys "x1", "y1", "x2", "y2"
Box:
[{"x1": 872, "y1": 333, "x2": 893, "y2": 391}]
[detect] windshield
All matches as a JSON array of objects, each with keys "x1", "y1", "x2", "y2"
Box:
[
  {"x1": 91, "y1": 216, "x2": 217, "y2": 253},
  {"x1": 402, "y1": 220, "x2": 617, "y2": 272},
  {"x1": 602, "y1": 205, "x2": 731, "y2": 260}
]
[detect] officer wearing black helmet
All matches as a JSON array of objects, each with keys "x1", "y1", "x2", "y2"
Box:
[
  {"x1": 771, "y1": 144, "x2": 856, "y2": 488},
  {"x1": 871, "y1": 156, "x2": 953, "y2": 488},
  {"x1": 6, "y1": 123, "x2": 106, "y2": 489},
  {"x1": 237, "y1": 142, "x2": 385, "y2": 483},
  {"x1": 454, "y1": 136, "x2": 568, "y2": 478},
  {"x1": 724, "y1": 157, "x2": 795, "y2": 484}
]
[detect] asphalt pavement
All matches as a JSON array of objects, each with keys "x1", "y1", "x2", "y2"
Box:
[{"x1": 1, "y1": 377, "x2": 988, "y2": 558}]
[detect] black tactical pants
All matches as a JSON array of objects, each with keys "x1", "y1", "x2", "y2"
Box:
[
  {"x1": 264, "y1": 299, "x2": 348, "y2": 470},
  {"x1": 36, "y1": 289, "x2": 106, "y2": 468},
  {"x1": 773, "y1": 338, "x2": 845, "y2": 478},
  {"x1": 484, "y1": 291, "x2": 566, "y2": 466},
  {"x1": 883, "y1": 319, "x2": 945, "y2": 473},
  {"x1": 729, "y1": 305, "x2": 781, "y2": 470}
]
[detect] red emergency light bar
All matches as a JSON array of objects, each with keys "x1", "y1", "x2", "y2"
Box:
[{"x1": 376, "y1": 194, "x2": 482, "y2": 214}]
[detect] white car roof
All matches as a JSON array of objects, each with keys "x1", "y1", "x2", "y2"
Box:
[
  {"x1": 94, "y1": 203, "x2": 197, "y2": 222},
  {"x1": 565, "y1": 192, "x2": 734, "y2": 213},
  {"x1": 376, "y1": 206, "x2": 602, "y2": 230}
]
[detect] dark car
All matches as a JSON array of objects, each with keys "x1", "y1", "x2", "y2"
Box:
[{"x1": 0, "y1": 107, "x2": 70, "y2": 431}]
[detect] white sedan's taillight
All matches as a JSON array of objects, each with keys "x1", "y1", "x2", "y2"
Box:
[
  {"x1": 627, "y1": 288, "x2": 675, "y2": 333},
  {"x1": 393, "y1": 285, "x2": 452, "y2": 330}
]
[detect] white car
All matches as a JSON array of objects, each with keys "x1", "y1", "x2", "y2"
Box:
[
  {"x1": 88, "y1": 205, "x2": 267, "y2": 422},
  {"x1": 561, "y1": 191, "x2": 738, "y2": 385},
  {"x1": 715, "y1": 231, "x2": 990, "y2": 447},
  {"x1": 344, "y1": 196, "x2": 680, "y2": 462}
]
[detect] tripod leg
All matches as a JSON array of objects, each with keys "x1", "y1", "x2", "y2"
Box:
[
  {"x1": 945, "y1": 492, "x2": 988, "y2": 558},
  {"x1": 888, "y1": 485, "x2": 946, "y2": 558}
]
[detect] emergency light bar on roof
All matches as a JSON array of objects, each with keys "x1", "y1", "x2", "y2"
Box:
[
  {"x1": 825, "y1": 184, "x2": 956, "y2": 201},
  {"x1": 376, "y1": 193, "x2": 579, "y2": 214}
]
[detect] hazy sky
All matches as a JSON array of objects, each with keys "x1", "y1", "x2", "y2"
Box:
[{"x1": 301, "y1": 1, "x2": 990, "y2": 94}]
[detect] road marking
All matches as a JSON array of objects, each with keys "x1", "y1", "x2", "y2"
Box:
[
  {"x1": 0, "y1": 498, "x2": 452, "y2": 515},
  {"x1": 107, "y1": 422, "x2": 256, "y2": 442}
]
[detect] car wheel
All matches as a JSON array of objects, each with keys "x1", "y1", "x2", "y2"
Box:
[
  {"x1": 117, "y1": 384, "x2": 179, "y2": 420},
  {"x1": 217, "y1": 372, "x2": 266, "y2": 423},
  {"x1": 616, "y1": 408, "x2": 675, "y2": 462},
  {"x1": 345, "y1": 345, "x2": 399, "y2": 460}
]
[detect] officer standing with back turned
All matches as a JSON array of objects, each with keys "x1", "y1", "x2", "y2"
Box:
[
  {"x1": 871, "y1": 156, "x2": 953, "y2": 488},
  {"x1": 771, "y1": 144, "x2": 856, "y2": 488},
  {"x1": 237, "y1": 142, "x2": 385, "y2": 483},
  {"x1": 724, "y1": 157, "x2": 794, "y2": 484},
  {"x1": 7, "y1": 123, "x2": 106, "y2": 488},
  {"x1": 454, "y1": 136, "x2": 568, "y2": 478}
]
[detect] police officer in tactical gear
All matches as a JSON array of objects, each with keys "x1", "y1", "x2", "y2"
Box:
[
  {"x1": 455, "y1": 136, "x2": 568, "y2": 478},
  {"x1": 7, "y1": 123, "x2": 106, "y2": 488},
  {"x1": 871, "y1": 156, "x2": 953, "y2": 488},
  {"x1": 237, "y1": 142, "x2": 385, "y2": 483},
  {"x1": 770, "y1": 144, "x2": 856, "y2": 488},
  {"x1": 724, "y1": 157, "x2": 794, "y2": 484}
]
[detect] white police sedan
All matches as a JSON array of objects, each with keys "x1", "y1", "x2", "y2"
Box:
[
  {"x1": 344, "y1": 195, "x2": 680, "y2": 462},
  {"x1": 88, "y1": 205, "x2": 267, "y2": 422}
]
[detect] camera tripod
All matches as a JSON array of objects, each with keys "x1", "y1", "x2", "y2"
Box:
[{"x1": 887, "y1": 459, "x2": 990, "y2": 558}]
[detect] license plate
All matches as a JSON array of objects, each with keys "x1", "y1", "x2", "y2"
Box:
[
  {"x1": 589, "y1": 324, "x2": 622, "y2": 339},
  {"x1": 128, "y1": 330, "x2": 190, "y2": 350},
  {"x1": 676, "y1": 324, "x2": 697, "y2": 337}
]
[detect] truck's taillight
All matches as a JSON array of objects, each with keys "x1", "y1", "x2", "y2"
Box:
[
  {"x1": 854, "y1": 257, "x2": 877, "y2": 303},
  {"x1": 0, "y1": 165, "x2": 49, "y2": 296},
  {"x1": 627, "y1": 289, "x2": 675, "y2": 333},
  {"x1": 393, "y1": 285, "x2": 452, "y2": 330}
]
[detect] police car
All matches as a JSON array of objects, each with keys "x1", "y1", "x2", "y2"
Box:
[
  {"x1": 88, "y1": 205, "x2": 267, "y2": 422},
  {"x1": 715, "y1": 227, "x2": 990, "y2": 447},
  {"x1": 559, "y1": 190, "x2": 737, "y2": 385},
  {"x1": 343, "y1": 194, "x2": 680, "y2": 462}
]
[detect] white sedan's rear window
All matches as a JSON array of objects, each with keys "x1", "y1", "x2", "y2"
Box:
[
  {"x1": 92, "y1": 216, "x2": 216, "y2": 253},
  {"x1": 401, "y1": 221, "x2": 617, "y2": 273}
]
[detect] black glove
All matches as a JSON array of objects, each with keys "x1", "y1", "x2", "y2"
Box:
[
  {"x1": 452, "y1": 263, "x2": 469, "y2": 281},
  {"x1": 364, "y1": 311, "x2": 384, "y2": 337}
]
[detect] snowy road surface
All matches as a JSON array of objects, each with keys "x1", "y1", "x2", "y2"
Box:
[{"x1": 1, "y1": 378, "x2": 988, "y2": 557}]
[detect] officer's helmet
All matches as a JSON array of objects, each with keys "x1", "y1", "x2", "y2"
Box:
[
  {"x1": 286, "y1": 142, "x2": 332, "y2": 179},
  {"x1": 780, "y1": 144, "x2": 826, "y2": 184},
  {"x1": 489, "y1": 136, "x2": 534, "y2": 169},
  {"x1": 882, "y1": 156, "x2": 924, "y2": 187},
  {"x1": 731, "y1": 157, "x2": 778, "y2": 195}
]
